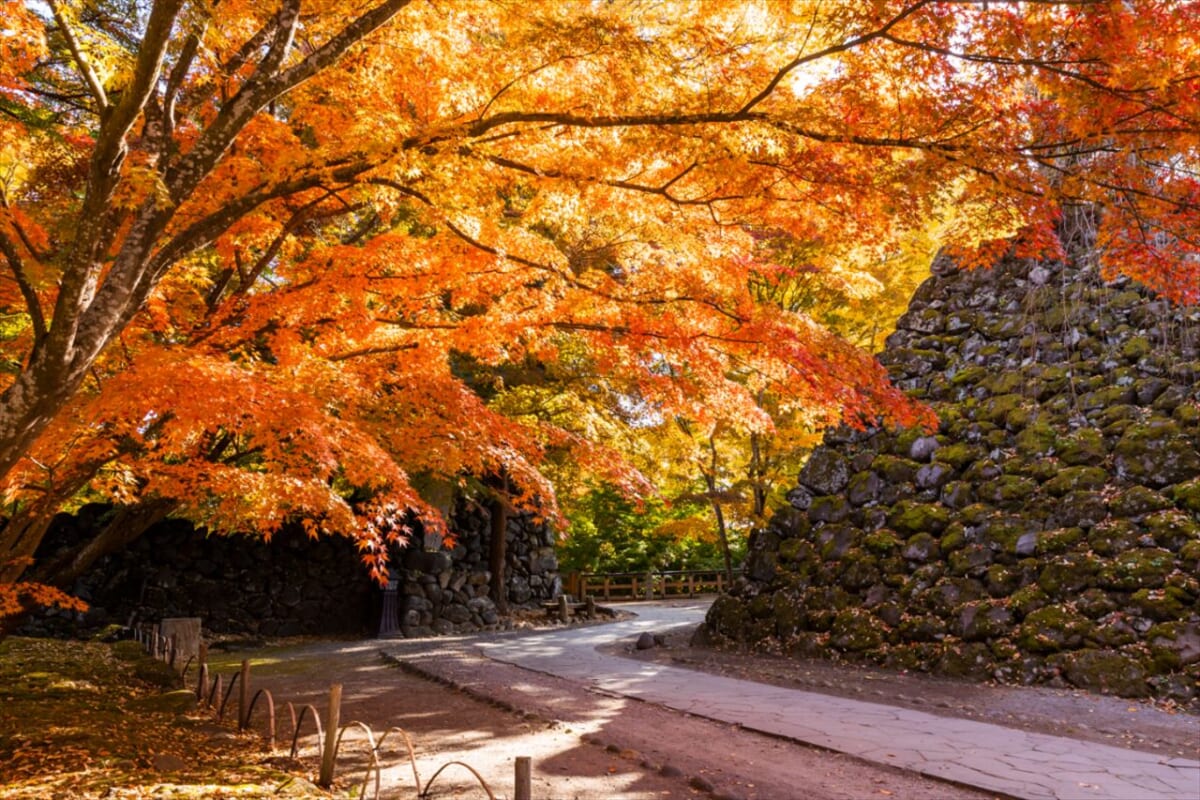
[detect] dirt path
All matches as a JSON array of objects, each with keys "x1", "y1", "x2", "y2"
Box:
[
  {"x1": 209, "y1": 635, "x2": 998, "y2": 800},
  {"x1": 204, "y1": 604, "x2": 1196, "y2": 800}
]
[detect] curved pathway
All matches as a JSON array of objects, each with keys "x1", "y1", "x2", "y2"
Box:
[{"x1": 398, "y1": 600, "x2": 1198, "y2": 800}]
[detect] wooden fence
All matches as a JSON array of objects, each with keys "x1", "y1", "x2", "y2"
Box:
[{"x1": 566, "y1": 569, "x2": 733, "y2": 602}]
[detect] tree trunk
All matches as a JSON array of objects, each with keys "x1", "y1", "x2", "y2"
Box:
[
  {"x1": 749, "y1": 431, "x2": 768, "y2": 520},
  {"x1": 488, "y1": 497, "x2": 509, "y2": 615},
  {"x1": 0, "y1": 509, "x2": 59, "y2": 584},
  {"x1": 703, "y1": 435, "x2": 735, "y2": 585},
  {"x1": 34, "y1": 500, "x2": 177, "y2": 589}
]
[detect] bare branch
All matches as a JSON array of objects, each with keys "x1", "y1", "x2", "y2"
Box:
[{"x1": 46, "y1": 0, "x2": 109, "y2": 111}]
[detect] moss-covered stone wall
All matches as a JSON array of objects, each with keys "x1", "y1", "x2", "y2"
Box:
[{"x1": 704, "y1": 254, "x2": 1200, "y2": 702}]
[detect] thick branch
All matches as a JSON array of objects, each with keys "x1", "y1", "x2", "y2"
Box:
[
  {"x1": 0, "y1": 230, "x2": 47, "y2": 346},
  {"x1": 46, "y1": 0, "x2": 109, "y2": 111}
]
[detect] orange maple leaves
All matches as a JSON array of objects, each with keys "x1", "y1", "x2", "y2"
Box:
[{"x1": 1, "y1": 1, "x2": 1198, "y2": 615}]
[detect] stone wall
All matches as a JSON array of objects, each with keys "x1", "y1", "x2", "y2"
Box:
[
  {"x1": 704, "y1": 253, "x2": 1200, "y2": 702},
  {"x1": 393, "y1": 502, "x2": 561, "y2": 637},
  {"x1": 27, "y1": 499, "x2": 560, "y2": 638}
]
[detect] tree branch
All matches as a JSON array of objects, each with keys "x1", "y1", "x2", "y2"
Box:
[
  {"x1": 46, "y1": 0, "x2": 109, "y2": 112},
  {"x1": 0, "y1": 230, "x2": 47, "y2": 347}
]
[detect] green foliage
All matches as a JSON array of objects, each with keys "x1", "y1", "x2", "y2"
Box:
[{"x1": 558, "y1": 484, "x2": 737, "y2": 574}]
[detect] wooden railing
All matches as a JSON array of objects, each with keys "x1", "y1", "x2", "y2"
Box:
[{"x1": 566, "y1": 569, "x2": 734, "y2": 602}]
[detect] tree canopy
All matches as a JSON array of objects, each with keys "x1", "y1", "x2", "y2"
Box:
[{"x1": 2, "y1": 0, "x2": 1198, "y2": 619}]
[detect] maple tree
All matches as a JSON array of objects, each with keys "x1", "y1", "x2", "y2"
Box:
[{"x1": 2, "y1": 1, "x2": 1199, "y2": 626}]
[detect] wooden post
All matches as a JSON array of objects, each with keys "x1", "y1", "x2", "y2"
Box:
[
  {"x1": 196, "y1": 643, "x2": 208, "y2": 699},
  {"x1": 603, "y1": 577, "x2": 611, "y2": 601},
  {"x1": 514, "y1": 756, "x2": 532, "y2": 800},
  {"x1": 319, "y1": 684, "x2": 343, "y2": 788},
  {"x1": 585, "y1": 595, "x2": 596, "y2": 617},
  {"x1": 558, "y1": 594, "x2": 569, "y2": 623},
  {"x1": 238, "y1": 660, "x2": 251, "y2": 730}
]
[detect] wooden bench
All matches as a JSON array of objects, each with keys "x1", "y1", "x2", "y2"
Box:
[{"x1": 541, "y1": 595, "x2": 596, "y2": 622}]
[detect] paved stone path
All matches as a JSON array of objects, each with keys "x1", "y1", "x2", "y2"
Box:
[{"x1": 468, "y1": 601, "x2": 1199, "y2": 800}]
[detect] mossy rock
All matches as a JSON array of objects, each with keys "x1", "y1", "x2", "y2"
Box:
[
  {"x1": 936, "y1": 641, "x2": 995, "y2": 679},
  {"x1": 889, "y1": 502, "x2": 951, "y2": 535},
  {"x1": 1170, "y1": 478, "x2": 1200, "y2": 513},
  {"x1": 1100, "y1": 403, "x2": 1142, "y2": 426},
  {"x1": 1003, "y1": 404, "x2": 1032, "y2": 431},
  {"x1": 1024, "y1": 458, "x2": 1064, "y2": 483},
  {"x1": 809, "y1": 495, "x2": 850, "y2": 523},
  {"x1": 1080, "y1": 385, "x2": 1137, "y2": 411},
  {"x1": 1175, "y1": 401, "x2": 1200, "y2": 426},
  {"x1": 817, "y1": 524, "x2": 858, "y2": 560},
  {"x1": 1017, "y1": 604, "x2": 1095, "y2": 653},
  {"x1": 915, "y1": 462, "x2": 955, "y2": 491},
  {"x1": 1010, "y1": 585, "x2": 1050, "y2": 619},
  {"x1": 772, "y1": 592, "x2": 804, "y2": 637},
  {"x1": 863, "y1": 529, "x2": 901, "y2": 555},
  {"x1": 1051, "y1": 490, "x2": 1108, "y2": 529},
  {"x1": 1088, "y1": 519, "x2": 1139, "y2": 556},
  {"x1": 951, "y1": 365, "x2": 990, "y2": 386},
  {"x1": 957, "y1": 600, "x2": 1014, "y2": 641},
  {"x1": 897, "y1": 614, "x2": 946, "y2": 643},
  {"x1": 900, "y1": 532, "x2": 941, "y2": 563},
  {"x1": 1120, "y1": 335, "x2": 1153, "y2": 360},
  {"x1": 1143, "y1": 509, "x2": 1200, "y2": 551},
  {"x1": 939, "y1": 523, "x2": 968, "y2": 553},
  {"x1": 937, "y1": 483, "x2": 971, "y2": 513},
  {"x1": 983, "y1": 371, "x2": 1026, "y2": 396},
  {"x1": 948, "y1": 544, "x2": 993, "y2": 577},
  {"x1": 799, "y1": 447, "x2": 852, "y2": 495},
  {"x1": 1110, "y1": 485, "x2": 1173, "y2": 518},
  {"x1": 1015, "y1": 423, "x2": 1057, "y2": 458},
  {"x1": 1113, "y1": 421, "x2": 1200, "y2": 487},
  {"x1": 1043, "y1": 466, "x2": 1108, "y2": 496},
  {"x1": 838, "y1": 549, "x2": 881, "y2": 589},
  {"x1": 959, "y1": 503, "x2": 995, "y2": 526},
  {"x1": 749, "y1": 592, "x2": 775, "y2": 619},
  {"x1": 1049, "y1": 650, "x2": 1150, "y2": 698},
  {"x1": 707, "y1": 595, "x2": 751, "y2": 640},
  {"x1": 962, "y1": 456, "x2": 1002, "y2": 482},
  {"x1": 1075, "y1": 588, "x2": 1119, "y2": 619},
  {"x1": 1055, "y1": 428, "x2": 1107, "y2": 466},
  {"x1": 979, "y1": 515, "x2": 1040, "y2": 554},
  {"x1": 1098, "y1": 548, "x2": 1176, "y2": 590},
  {"x1": 846, "y1": 470, "x2": 883, "y2": 506},
  {"x1": 1038, "y1": 527, "x2": 1085, "y2": 554},
  {"x1": 922, "y1": 577, "x2": 986, "y2": 614},
  {"x1": 1037, "y1": 552, "x2": 1101, "y2": 598},
  {"x1": 829, "y1": 608, "x2": 889, "y2": 652},
  {"x1": 985, "y1": 564, "x2": 1022, "y2": 596},
  {"x1": 934, "y1": 442, "x2": 983, "y2": 470},
  {"x1": 1146, "y1": 621, "x2": 1200, "y2": 669},
  {"x1": 978, "y1": 475, "x2": 1038, "y2": 508},
  {"x1": 778, "y1": 537, "x2": 815, "y2": 564},
  {"x1": 872, "y1": 454, "x2": 920, "y2": 484},
  {"x1": 1131, "y1": 586, "x2": 1193, "y2": 622},
  {"x1": 982, "y1": 394, "x2": 1025, "y2": 425}
]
